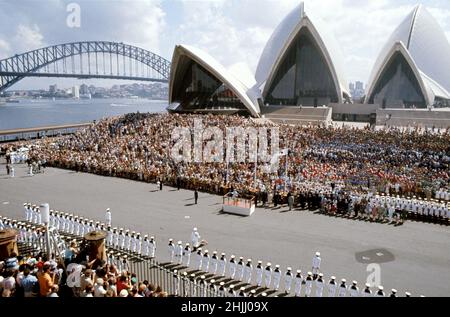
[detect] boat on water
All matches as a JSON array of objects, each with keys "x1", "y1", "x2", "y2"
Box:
[{"x1": 6, "y1": 98, "x2": 20, "y2": 103}]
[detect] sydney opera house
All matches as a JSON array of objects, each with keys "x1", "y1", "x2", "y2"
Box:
[{"x1": 168, "y1": 3, "x2": 450, "y2": 122}]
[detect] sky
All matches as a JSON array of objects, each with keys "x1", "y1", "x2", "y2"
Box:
[{"x1": 0, "y1": 0, "x2": 449, "y2": 90}]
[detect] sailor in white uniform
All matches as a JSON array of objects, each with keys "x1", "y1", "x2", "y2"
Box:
[
  {"x1": 362, "y1": 283, "x2": 372, "y2": 297},
  {"x1": 255, "y1": 261, "x2": 263, "y2": 287},
  {"x1": 183, "y1": 243, "x2": 191, "y2": 266},
  {"x1": 338, "y1": 279, "x2": 347, "y2": 297},
  {"x1": 118, "y1": 228, "x2": 125, "y2": 249},
  {"x1": 243, "y1": 259, "x2": 253, "y2": 284},
  {"x1": 228, "y1": 255, "x2": 236, "y2": 279},
  {"x1": 135, "y1": 233, "x2": 142, "y2": 255},
  {"x1": 112, "y1": 228, "x2": 119, "y2": 248},
  {"x1": 327, "y1": 276, "x2": 337, "y2": 297},
  {"x1": 209, "y1": 251, "x2": 218, "y2": 274},
  {"x1": 124, "y1": 230, "x2": 131, "y2": 251},
  {"x1": 142, "y1": 235, "x2": 150, "y2": 256},
  {"x1": 23, "y1": 203, "x2": 29, "y2": 221},
  {"x1": 130, "y1": 232, "x2": 137, "y2": 253},
  {"x1": 175, "y1": 241, "x2": 183, "y2": 264},
  {"x1": 149, "y1": 236, "x2": 156, "y2": 258},
  {"x1": 235, "y1": 257, "x2": 245, "y2": 281},
  {"x1": 195, "y1": 248, "x2": 203, "y2": 270},
  {"x1": 349, "y1": 281, "x2": 359, "y2": 297},
  {"x1": 264, "y1": 263, "x2": 272, "y2": 288},
  {"x1": 304, "y1": 272, "x2": 313, "y2": 297},
  {"x1": 202, "y1": 250, "x2": 210, "y2": 272},
  {"x1": 106, "y1": 226, "x2": 113, "y2": 246},
  {"x1": 217, "y1": 253, "x2": 227, "y2": 277},
  {"x1": 375, "y1": 285, "x2": 385, "y2": 297},
  {"x1": 284, "y1": 267, "x2": 293, "y2": 294},
  {"x1": 272, "y1": 265, "x2": 282, "y2": 291},
  {"x1": 315, "y1": 273, "x2": 324, "y2": 297},
  {"x1": 168, "y1": 239, "x2": 175, "y2": 263}
]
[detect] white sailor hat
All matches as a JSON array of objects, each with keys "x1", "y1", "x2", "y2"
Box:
[
  {"x1": 131, "y1": 231, "x2": 135, "y2": 234},
  {"x1": 365, "y1": 283, "x2": 371, "y2": 288},
  {"x1": 219, "y1": 282, "x2": 225, "y2": 286},
  {"x1": 239, "y1": 256, "x2": 243, "y2": 260},
  {"x1": 352, "y1": 281, "x2": 357, "y2": 285},
  {"x1": 240, "y1": 287, "x2": 245, "y2": 291},
  {"x1": 144, "y1": 234, "x2": 148, "y2": 238},
  {"x1": 32, "y1": 205, "x2": 36, "y2": 208},
  {"x1": 307, "y1": 272, "x2": 312, "y2": 276},
  {"x1": 186, "y1": 243, "x2": 190, "y2": 246},
  {"x1": 247, "y1": 259, "x2": 251, "y2": 262},
  {"x1": 150, "y1": 236, "x2": 154, "y2": 239},
  {"x1": 229, "y1": 285, "x2": 234, "y2": 289},
  {"x1": 250, "y1": 290, "x2": 256, "y2": 294},
  {"x1": 275, "y1": 264, "x2": 280, "y2": 268},
  {"x1": 319, "y1": 273, "x2": 323, "y2": 277},
  {"x1": 261, "y1": 292, "x2": 267, "y2": 297},
  {"x1": 296, "y1": 270, "x2": 301, "y2": 274},
  {"x1": 257, "y1": 260, "x2": 262, "y2": 264},
  {"x1": 221, "y1": 253, "x2": 226, "y2": 256},
  {"x1": 193, "y1": 227, "x2": 197, "y2": 231},
  {"x1": 315, "y1": 251, "x2": 321, "y2": 256},
  {"x1": 200, "y1": 275, "x2": 206, "y2": 279},
  {"x1": 106, "y1": 208, "x2": 110, "y2": 211},
  {"x1": 391, "y1": 289, "x2": 397, "y2": 293},
  {"x1": 287, "y1": 267, "x2": 292, "y2": 271},
  {"x1": 183, "y1": 272, "x2": 188, "y2": 276},
  {"x1": 378, "y1": 286, "x2": 384, "y2": 290},
  {"x1": 204, "y1": 250, "x2": 209, "y2": 253},
  {"x1": 23, "y1": 203, "x2": 27, "y2": 206},
  {"x1": 197, "y1": 248, "x2": 202, "y2": 252},
  {"x1": 125, "y1": 229, "x2": 129, "y2": 232},
  {"x1": 210, "y1": 279, "x2": 215, "y2": 284},
  {"x1": 137, "y1": 233, "x2": 140, "y2": 236},
  {"x1": 177, "y1": 241, "x2": 182, "y2": 245},
  {"x1": 405, "y1": 292, "x2": 411, "y2": 297},
  {"x1": 266, "y1": 262, "x2": 271, "y2": 266},
  {"x1": 66, "y1": 213, "x2": 70, "y2": 216},
  {"x1": 341, "y1": 278, "x2": 346, "y2": 283},
  {"x1": 230, "y1": 255, "x2": 235, "y2": 258},
  {"x1": 169, "y1": 238, "x2": 173, "y2": 241},
  {"x1": 90, "y1": 220, "x2": 94, "y2": 223}
]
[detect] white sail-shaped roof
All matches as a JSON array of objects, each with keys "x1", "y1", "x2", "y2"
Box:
[
  {"x1": 254, "y1": 2, "x2": 349, "y2": 102},
  {"x1": 366, "y1": 5, "x2": 450, "y2": 104},
  {"x1": 169, "y1": 45, "x2": 260, "y2": 117}
]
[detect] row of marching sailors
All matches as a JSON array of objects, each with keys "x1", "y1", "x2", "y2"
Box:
[
  {"x1": 365, "y1": 195, "x2": 450, "y2": 224},
  {"x1": 172, "y1": 268, "x2": 414, "y2": 298},
  {"x1": 0, "y1": 216, "x2": 46, "y2": 250},
  {"x1": 23, "y1": 203, "x2": 157, "y2": 257}
]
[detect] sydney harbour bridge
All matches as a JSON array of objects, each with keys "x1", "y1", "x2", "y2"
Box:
[{"x1": 0, "y1": 41, "x2": 171, "y2": 92}]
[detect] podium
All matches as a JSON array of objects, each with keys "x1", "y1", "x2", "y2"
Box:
[
  {"x1": 0, "y1": 229, "x2": 19, "y2": 259},
  {"x1": 222, "y1": 196, "x2": 255, "y2": 217}
]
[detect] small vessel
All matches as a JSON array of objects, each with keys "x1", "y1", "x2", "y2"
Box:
[{"x1": 6, "y1": 98, "x2": 20, "y2": 103}]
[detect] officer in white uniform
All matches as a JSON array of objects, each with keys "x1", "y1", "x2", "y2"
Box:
[
  {"x1": 294, "y1": 270, "x2": 303, "y2": 297},
  {"x1": 272, "y1": 265, "x2": 282, "y2": 291},
  {"x1": 36, "y1": 208, "x2": 42, "y2": 225},
  {"x1": 315, "y1": 273, "x2": 324, "y2": 297},
  {"x1": 142, "y1": 235, "x2": 150, "y2": 256},
  {"x1": 228, "y1": 255, "x2": 236, "y2": 279},
  {"x1": 168, "y1": 239, "x2": 175, "y2": 263},
  {"x1": 255, "y1": 261, "x2": 263, "y2": 287},
  {"x1": 236, "y1": 257, "x2": 245, "y2": 281},
  {"x1": 362, "y1": 283, "x2": 372, "y2": 297},
  {"x1": 202, "y1": 250, "x2": 210, "y2": 272},
  {"x1": 105, "y1": 208, "x2": 111, "y2": 227},
  {"x1": 312, "y1": 252, "x2": 321, "y2": 279},
  {"x1": 284, "y1": 267, "x2": 293, "y2": 294},
  {"x1": 349, "y1": 281, "x2": 359, "y2": 297},
  {"x1": 338, "y1": 279, "x2": 347, "y2": 297},
  {"x1": 209, "y1": 251, "x2": 218, "y2": 274},
  {"x1": 149, "y1": 236, "x2": 156, "y2": 258},
  {"x1": 106, "y1": 226, "x2": 113, "y2": 246},
  {"x1": 389, "y1": 289, "x2": 397, "y2": 297},
  {"x1": 375, "y1": 285, "x2": 385, "y2": 297},
  {"x1": 175, "y1": 241, "x2": 183, "y2": 264},
  {"x1": 124, "y1": 230, "x2": 131, "y2": 251},
  {"x1": 218, "y1": 253, "x2": 227, "y2": 277},
  {"x1": 244, "y1": 259, "x2": 253, "y2": 284},
  {"x1": 264, "y1": 263, "x2": 272, "y2": 288},
  {"x1": 228, "y1": 285, "x2": 236, "y2": 297},
  {"x1": 23, "y1": 203, "x2": 29, "y2": 221},
  {"x1": 130, "y1": 232, "x2": 137, "y2": 253},
  {"x1": 217, "y1": 282, "x2": 226, "y2": 297},
  {"x1": 238, "y1": 287, "x2": 246, "y2": 297},
  {"x1": 304, "y1": 272, "x2": 313, "y2": 297},
  {"x1": 112, "y1": 228, "x2": 119, "y2": 248},
  {"x1": 195, "y1": 248, "x2": 203, "y2": 270},
  {"x1": 183, "y1": 243, "x2": 191, "y2": 267},
  {"x1": 191, "y1": 227, "x2": 201, "y2": 250}
]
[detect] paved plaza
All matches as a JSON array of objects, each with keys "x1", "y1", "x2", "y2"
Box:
[{"x1": 0, "y1": 160, "x2": 449, "y2": 296}]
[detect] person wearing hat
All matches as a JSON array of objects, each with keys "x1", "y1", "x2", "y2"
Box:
[
  {"x1": 202, "y1": 250, "x2": 210, "y2": 272},
  {"x1": 255, "y1": 261, "x2": 263, "y2": 287},
  {"x1": 142, "y1": 235, "x2": 150, "y2": 257},
  {"x1": 349, "y1": 281, "x2": 359, "y2": 297},
  {"x1": 218, "y1": 253, "x2": 227, "y2": 277},
  {"x1": 284, "y1": 267, "x2": 293, "y2": 294},
  {"x1": 118, "y1": 228, "x2": 125, "y2": 248},
  {"x1": 338, "y1": 279, "x2": 347, "y2": 297},
  {"x1": 312, "y1": 251, "x2": 321, "y2": 280},
  {"x1": 111, "y1": 228, "x2": 118, "y2": 248},
  {"x1": 182, "y1": 243, "x2": 191, "y2": 266},
  {"x1": 199, "y1": 275, "x2": 208, "y2": 297},
  {"x1": 238, "y1": 286, "x2": 246, "y2": 297},
  {"x1": 124, "y1": 230, "x2": 131, "y2": 251},
  {"x1": 228, "y1": 255, "x2": 236, "y2": 279},
  {"x1": 191, "y1": 227, "x2": 200, "y2": 249},
  {"x1": 236, "y1": 257, "x2": 244, "y2": 281},
  {"x1": 389, "y1": 289, "x2": 397, "y2": 297},
  {"x1": 105, "y1": 208, "x2": 112, "y2": 227},
  {"x1": 294, "y1": 270, "x2": 304, "y2": 297},
  {"x1": 362, "y1": 283, "x2": 372, "y2": 297},
  {"x1": 149, "y1": 236, "x2": 156, "y2": 258},
  {"x1": 168, "y1": 239, "x2": 175, "y2": 263},
  {"x1": 218, "y1": 282, "x2": 226, "y2": 297},
  {"x1": 130, "y1": 232, "x2": 137, "y2": 253},
  {"x1": 194, "y1": 248, "x2": 203, "y2": 270},
  {"x1": 135, "y1": 233, "x2": 142, "y2": 255},
  {"x1": 244, "y1": 259, "x2": 253, "y2": 284},
  {"x1": 105, "y1": 225, "x2": 112, "y2": 246},
  {"x1": 315, "y1": 273, "x2": 325, "y2": 297},
  {"x1": 264, "y1": 263, "x2": 272, "y2": 288},
  {"x1": 304, "y1": 272, "x2": 313, "y2": 297},
  {"x1": 175, "y1": 241, "x2": 183, "y2": 264},
  {"x1": 248, "y1": 289, "x2": 256, "y2": 297},
  {"x1": 272, "y1": 265, "x2": 282, "y2": 291},
  {"x1": 228, "y1": 284, "x2": 236, "y2": 297},
  {"x1": 23, "y1": 203, "x2": 29, "y2": 221},
  {"x1": 375, "y1": 285, "x2": 385, "y2": 297},
  {"x1": 405, "y1": 291, "x2": 411, "y2": 297},
  {"x1": 209, "y1": 251, "x2": 218, "y2": 274},
  {"x1": 208, "y1": 279, "x2": 217, "y2": 296}
]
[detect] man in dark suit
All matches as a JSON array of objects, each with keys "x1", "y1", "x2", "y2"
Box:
[{"x1": 194, "y1": 189, "x2": 198, "y2": 204}]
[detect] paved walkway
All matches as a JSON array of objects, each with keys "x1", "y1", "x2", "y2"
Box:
[{"x1": 0, "y1": 161, "x2": 449, "y2": 296}]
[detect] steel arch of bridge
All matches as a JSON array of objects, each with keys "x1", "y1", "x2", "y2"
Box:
[{"x1": 0, "y1": 41, "x2": 171, "y2": 92}]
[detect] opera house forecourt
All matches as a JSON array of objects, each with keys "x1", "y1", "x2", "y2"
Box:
[{"x1": 168, "y1": 2, "x2": 450, "y2": 127}]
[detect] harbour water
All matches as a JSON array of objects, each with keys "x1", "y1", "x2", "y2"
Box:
[{"x1": 0, "y1": 98, "x2": 168, "y2": 130}]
